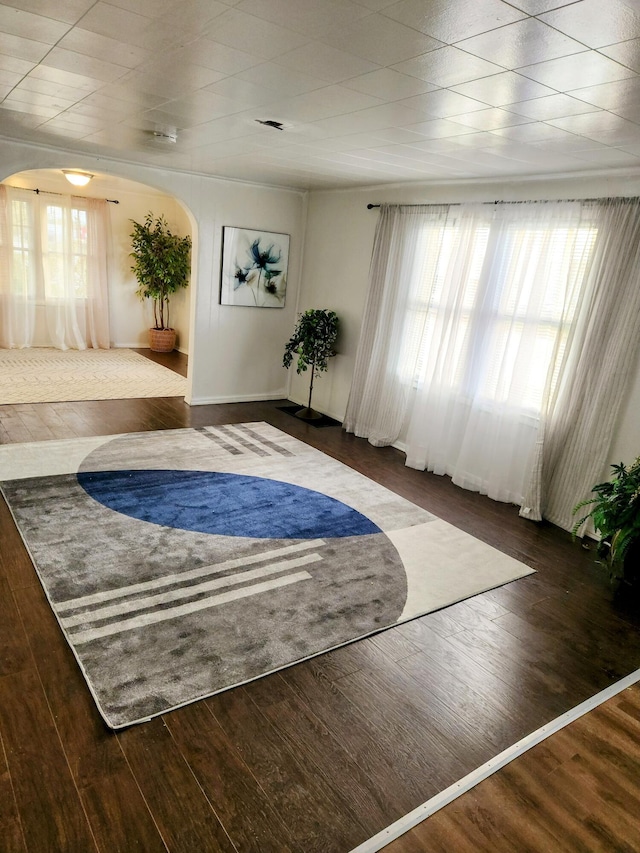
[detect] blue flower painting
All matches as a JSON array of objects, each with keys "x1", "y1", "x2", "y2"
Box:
[{"x1": 220, "y1": 227, "x2": 289, "y2": 307}]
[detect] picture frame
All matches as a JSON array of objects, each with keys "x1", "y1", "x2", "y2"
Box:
[{"x1": 220, "y1": 226, "x2": 290, "y2": 308}]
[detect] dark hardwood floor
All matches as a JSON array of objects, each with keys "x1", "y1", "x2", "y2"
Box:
[{"x1": 1, "y1": 351, "x2": 639, "y2": 852}]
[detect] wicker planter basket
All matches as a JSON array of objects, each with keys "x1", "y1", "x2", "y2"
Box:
[{"x1": 149, "y1": 328, "x2": 176, "y2": 353}]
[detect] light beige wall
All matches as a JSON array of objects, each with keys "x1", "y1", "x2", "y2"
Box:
[{"x1": 298, "y1": 172, "x2": 640, "y2": 471}]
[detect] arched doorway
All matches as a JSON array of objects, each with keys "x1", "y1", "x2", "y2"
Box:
[{"x1": 0, "y1": 168, "x2": 195, "y2": 405}]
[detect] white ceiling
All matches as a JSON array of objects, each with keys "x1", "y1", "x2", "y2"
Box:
[{"x1": 3, "y1": 0, "x2": 640, "y2": 189}]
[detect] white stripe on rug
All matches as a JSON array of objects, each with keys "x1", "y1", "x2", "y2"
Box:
[
  {"x1": 68, "y1": 572, "x2": 313, "y2": 644},
  {"x1": 61, "y1": 553, "x2": 322, "y2": 627},
  {"x1": 57, "y1": 539, "x2": 325, "y2": 611}
]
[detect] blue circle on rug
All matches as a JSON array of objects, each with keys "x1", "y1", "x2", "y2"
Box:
[{"x1": 77, "y1": 469, "x2": 382, "y2": 539}]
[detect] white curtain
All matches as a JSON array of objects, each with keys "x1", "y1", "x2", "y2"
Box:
[
  {"x1": 345, "y1": 198, "x2": 640, "y2": 529},
  {"x1": 0, "y1": 185, "x2": 110, "y2": 350}
]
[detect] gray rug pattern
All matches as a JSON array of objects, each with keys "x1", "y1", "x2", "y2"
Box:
[{"x1": 0, "y1": 424, "x2": 534, "y2": 728}]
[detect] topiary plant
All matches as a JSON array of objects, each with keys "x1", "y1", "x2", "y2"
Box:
[{"x1": 283, "y1": 308, "x2": 339, "y2": 420}]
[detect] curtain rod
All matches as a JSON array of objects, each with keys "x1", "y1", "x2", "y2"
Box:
[
  {"x1": 367, "y1": 197, "x2": 638, "y2": 209},
  {"x1": 6, "y1": 185, "x2": 119, "y2": 204}
]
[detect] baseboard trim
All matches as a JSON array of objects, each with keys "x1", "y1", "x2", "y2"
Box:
[
  {"x1": 348, "y1": 667, "x2": 640, "y2": 853},
  {"x1": 189, "y1": 391, "x2": 288, "y2": 406}
]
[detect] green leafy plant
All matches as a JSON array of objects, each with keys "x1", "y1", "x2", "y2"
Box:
[
  {"x1": 130, "y1": 212, "x2": 192, "y2": 330},
  {"x1": 572, "y1": 456, "x2": 640, "y2": 581},
  {"x1": 283, "y1": 309, "x2": 338, "y2": 420}
]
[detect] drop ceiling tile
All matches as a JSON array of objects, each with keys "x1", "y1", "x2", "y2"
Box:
[
  {"x1": 203, "y1": 77, "x2": 281, "y2": 108},
  {"x1": 452, "y1": 71, "x2": 556, "y2": 105},
  {"x1": 505, "y1": 94, "x2": 601, "y2": 120},
  {"x1": 618, "y1": 141, "x2": 640, "y2": 156},
  {"x1": 398, "y1": 89, "x2": 490, "y2": 117},
  {"x1": 13, "y1": 74, "x2": 85, "y2": 103},
  {"x1": 364, "y1": 126, "x2": 431, "y2": 144},
  {"x1": 1, "y1": 97, "x2": 62, "y2": 119},
  {"x1": 0, "y1": 105, "x2": 44, "y2": 127},
  {"x1": 202, "y1": 8, "x2": 307, "y2": 60},
  {"x1": 77, "y1": 2, "x2": 154, "y2": 41},
  {"x1": 343, "y1": 68, "x2": 437, "y2": 100},
  {"x1": 449, "y1": 107, "x2": 532, "y2": 130},
  {"x1": 178, "y1": 116, "x2": 264, "y2": 147},
  {"x1": 40, "y1": 48, "x2": 130, "y2": 84},
  {"x1": 506, "y1": 0, "x2": 578, "y2": 12},
  {"x1": 156, "y1": 0, "x2": 228, "y2": 33},
  {"x1": 321, "y1": 14, "x2": 443, "y2": 66},
  {"x1": 0, "y1": 53, "x2": 35, "y2": 75},
  {"x1": 0, "y1": 5, "x2": 69, "y2": 43},
  {"x1": 43, "y1": 109, "x2": 107, "y2": 130},
  {"x1": 133, "y1": 56, "x2": 227, "y2": 90},
  {"x1": 154, "y1": 90, "x2": 248, "y2": 123},
  {"x1": 116, "y1": 69, "x2": 196, "y2": 100},
  {"x1": 0, "y1": 31, "x2": 51, "y2": 63},
  {"x1": 69, "y1": 93, "x2": 139, "y2": 120},
  {"x1": 235, "y1": 0, "x2": 369, "y2": 38},
  {"x1": 540, "y1": 0, "x2": 640, "y2": 50},
  {"x1": 310, "y1": 103, "x2": 419, "y2": 135},
  {"x1": 490, "y1": 122, "x2": 581, "y2": 142},
  {"x1": 173, "y1": 39, "x2": 259, "y2": 76},
  {"x1": 391, "y1": 46, "x2": 504, "y2": 87},
  {"x1": 37, "y1": 120, "x2": 92, "y2": 139},
  {"x1": 530, "y1": 136, "x2": 609, "y2": 153},
  {"x1": 91, "y1": 81, "x2": 167, "y2": 109},
  {"x1": 108, "y1": 0, "x2": 177, "y2": 15},
  {"x1": 427, "y1": 131, "x2": 503, "y2": 149},
  {"x1": 27, "y1": 64, "x2": 102, "y2": 95},
  {"x1": 56, "y1": 28, "x2": 152, "y2": 70},
  {"x1": 276, "y1": 42, "x2": 380, "y2": 83},
  {"x1": 117, "y1": 18, "x2": 195, "y2": 52},
  {"x1": 277, "y1": 86, "x2": 384, "y2": 122},
  {"x1": 0, "y1": 0, "x2": 96, "y2": 25},
  {"x1": 0, "y1": 67, "x2": 21, "y2": 87},
  {"x1": 599, "y1": 38, "x2": 640, "y2": 73},
  {"x1": 457, "y1": 19, "x2": 585, "y2": 69},
  {"x1": 401, "y1": 117, "x2": 474, "y2": 138},
  {"x1": 519, "y1": 51, "x2": 637, "y2": 90},
  {"x1": 569, "y1": 147, "x2": 640, "y2": 166},
  {"x1": 569, "y1": 76, "x2": 640, "y2": 110},
  {"x1": 548, "y1": 111, "x2": 640, "y2": 141},
  {"x1": 236, "y1": 61, "x2": 330, "y2": 96},
  {"x1": 382, "y1": 0, "x2": 526, "y2": 43},
  {"x1": 7, "y1": 85, "x2": 75, "y2": 112}
]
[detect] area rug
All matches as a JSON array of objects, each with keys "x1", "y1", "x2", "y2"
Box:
[
  {"x1": 0, "y1": 347, "x2": 186, "y2": 403},
  {"x1": 0, "y1": 423, "x2": 534, "y2": 729}
]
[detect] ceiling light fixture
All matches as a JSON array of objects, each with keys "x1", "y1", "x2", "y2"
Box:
[{"x1": 62, "y1": 170, "x2": 94, "y2": 187}]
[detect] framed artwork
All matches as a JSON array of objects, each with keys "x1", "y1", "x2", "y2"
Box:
[{"x1": 220, "y1": 226, "x2": 290, "y2": 308}]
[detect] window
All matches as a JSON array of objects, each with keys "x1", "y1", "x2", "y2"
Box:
[
  {"x1": 401, "y1": 213, "x2": 598, "y2": 413},
  {"x1": 9, "y1": 198, "x2": 91, "y2": 302}
]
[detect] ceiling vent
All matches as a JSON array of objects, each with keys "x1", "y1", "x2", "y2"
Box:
[{"x1": 255, "y1": 119, "x2": 284, "y2": 130}]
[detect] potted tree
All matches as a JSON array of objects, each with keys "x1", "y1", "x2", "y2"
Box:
[
  {"x1": 283, "y1": 309, "x2": 339, "y2": 420},
  {"x1": 130, "y1": 212, "x2": 192, "y2": 352},
  {"x1": 572, "y1": 456, "x2": 640, "y2": 586}
]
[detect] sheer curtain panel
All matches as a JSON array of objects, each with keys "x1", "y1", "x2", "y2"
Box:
[
  {"x1": 0, "y1": 185, "x2": 110, "y2": 350},
  {"x1": 345, "y1": 199, "x2": 640, "y2": 529}
]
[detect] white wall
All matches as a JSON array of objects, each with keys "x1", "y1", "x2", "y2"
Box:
[
  {"x1": 0, "y1": 138, "x2": 306, "y2": 405},
  {"x1": 297, "y1": 172, "x2": 640, "y2": 471}
]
